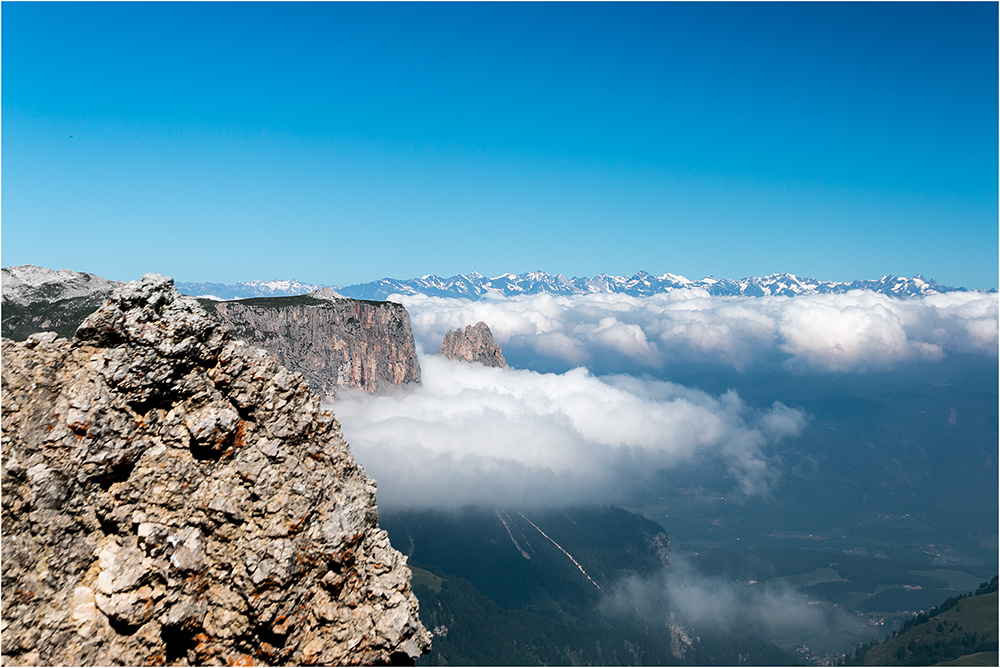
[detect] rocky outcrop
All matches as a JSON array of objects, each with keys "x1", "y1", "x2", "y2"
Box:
[
  {"x1": 437, "y1": 322, "x2": 506, "y2": 368},
  {"x1": 1, "y1": 274, "x2": 430, "y2": 666},
  {"x1": 206, "y1": 290, "x2": 421, "y2": 400}
]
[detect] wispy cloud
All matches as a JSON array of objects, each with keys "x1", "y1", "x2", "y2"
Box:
[
  {"x1": 334, "y1": 355, "x2": 806, "y2": 509},
  {"x1": 397, "y1": 290, "x2": 998, "y2": 373},
  {"x1": 600, "y1": 556, "x2": 869, "y2": 647}
]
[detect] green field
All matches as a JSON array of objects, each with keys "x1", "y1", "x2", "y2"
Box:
[
  {"x1": 937, "y1": 650, "x2": 1000, "y2": 666},
  {"x1": 409, "y1": 565, "x2": 445, "y2": 593},
  {"x1": 772, "y1": 566, "x2": 848, "y2": 588},
  {"x1": 908, "y1": 569, "x2": 984, "y2": 593}
]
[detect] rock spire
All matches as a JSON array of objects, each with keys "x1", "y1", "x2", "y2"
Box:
[{"x1": 437, "y1": 322, "x2": 506, "y2": 368}]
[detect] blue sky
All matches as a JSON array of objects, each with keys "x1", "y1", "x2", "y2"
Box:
[{"x1": 3, "y1": 2, "x2": 997, "y2": 288}]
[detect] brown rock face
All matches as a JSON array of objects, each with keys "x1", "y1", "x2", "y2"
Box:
[
  {"x1": 437, "y1": 322, "x2": 506, "y2": 368},
  {"x1": 208, "y1": 291, "x2": 421, "y2": 400},
  {"x1": 1, "y1": 274, "x2": 430, "y2": 666}
]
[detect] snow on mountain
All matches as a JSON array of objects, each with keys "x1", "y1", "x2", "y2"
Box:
[
  {"x1": 334, "y1": 271, "x2": 969, "y2": 301},
  {"x1": 4, "y1": 265, "x2": 968, "y2": 305},
  {"x1": 1, "y1": 265, "x2": 121, "y2": 305},
  {"x1": 174, "y1": 278, "x2": 327, "y2": 300}
]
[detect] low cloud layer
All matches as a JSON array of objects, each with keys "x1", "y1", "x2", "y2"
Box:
[
  {"x1": 601, "y1": 556, "x2": 870, "y2": 650},
  {"x1": 336, "y1": 289, "x2": 994, "y2": 507},
  {"x1": 397, "y1": 290, "x2": 998, "y2": 373},
  {"x1": 334, "y1": 355, "x2": 805, "y2": 508}
]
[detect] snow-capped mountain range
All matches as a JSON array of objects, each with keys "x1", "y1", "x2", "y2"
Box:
[
  {"x1": 0, "y1": 265, "x2": 974, "y2": 305},
  {"x1": 173, "y1": 279, "x2": 327, "y2": 301},
  {"x1": 175, "y1": 271, "x2": 971, "y2": 302}
]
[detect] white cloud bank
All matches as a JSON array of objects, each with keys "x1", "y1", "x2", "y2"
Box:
[
  {"x1": 334, "y1": 355, "x2": 806, "y2": 508},
  {"x1": 397, "y1": 290, "x2": 998, "y2": 373}
]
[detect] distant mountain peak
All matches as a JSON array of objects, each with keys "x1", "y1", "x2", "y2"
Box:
[
  {"x1": 173, "y1": 277, "x2": 327, "y2": 300},
  {"x1": 1, "y1": 265, "x2": 121, "y2": 305}
]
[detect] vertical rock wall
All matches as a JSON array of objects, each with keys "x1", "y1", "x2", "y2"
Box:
[
  {"x1": 1, "y1": 274, "x2": 430, "y2": 666},
  {"x1": 210, "y1": 293, "x2": 421, "y2": 400}
]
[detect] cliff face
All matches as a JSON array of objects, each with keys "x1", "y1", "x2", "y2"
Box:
[
  {"x1": 1, "y1": 275, "x2": 430, "y2": 666},
  {"x1": 437, "y1": 322, "x2": 506, "y2": 368},
  {"x1": 207, "y1": 291, "x2": 421, "y2": 400}
]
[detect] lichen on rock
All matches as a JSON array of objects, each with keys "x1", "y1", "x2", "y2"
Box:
[{"x1": 1, "y1": 274, "x2": 431, "y2": 666}]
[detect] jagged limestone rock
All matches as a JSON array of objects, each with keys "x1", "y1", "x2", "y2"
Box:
[
  {"x1": 1, "y1": 274, "x2": 431, "y2": 666},
  {"x1": 206, "y1": 291, "x2": 421, "y2": 400},
  {"x1": 437, "y1": 322, "x2": 507, "y2": 368}
]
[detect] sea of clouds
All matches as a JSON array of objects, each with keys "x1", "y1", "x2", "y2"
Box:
[
  {"x1": 398, "y1": 289, "x2": 998, "y2": 373},
  {"x1": 333, "y1": 289, "x2": 996, "y2": 509}
]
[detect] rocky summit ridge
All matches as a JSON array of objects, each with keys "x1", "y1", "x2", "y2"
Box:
[
  {"x1": 1, "y1": 264, "x2": 122, "y2": 306},
  {"x1": 1, "y1": 266, "x2": 124, "y2": 341},
  {"x1": 1, "y1": 274, "x2": 430, "y2": 665}
]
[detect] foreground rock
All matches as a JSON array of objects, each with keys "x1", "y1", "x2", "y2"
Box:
[
  {"x1": 1, "y1": 274, "x2": 430, "y2": 666},
  {"x1": 437, "y1": 322, "x2": 506, "y2": 368},
  {"x1": 206, "y1": 289, "x2": 421, "y2": 400}
]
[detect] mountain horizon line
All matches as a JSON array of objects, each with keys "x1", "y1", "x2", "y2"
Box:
[
  {"x1": 174, "y1": 269, "x2": 981, "y2": 301},
  {"x1": 3, "y1": 264, "x2": 989, "y2": 305}
]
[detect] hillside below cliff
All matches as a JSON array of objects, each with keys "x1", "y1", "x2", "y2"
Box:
[
  {"x1": 1, "y1": 274, "x2": 430, "y2": 666},
  {"x1": 848, "y1": 577, "x2": 999, "y2": 666}
]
